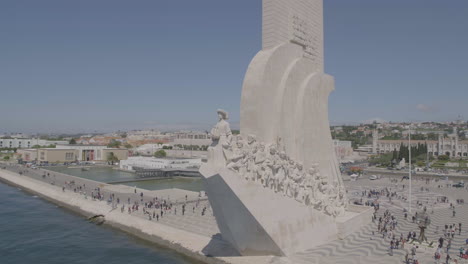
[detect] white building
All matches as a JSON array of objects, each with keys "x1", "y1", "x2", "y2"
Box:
[
  {"x1": 332, "y1": 140, "x2": 353, "y2": 160},
  {"x1": 120, "y1": 156, "x2": 201, "y2": 171},
  {"x1": 55, "y1": 145, "x2": 128, "y2": 161},
  {"x1": 56, "y1": 144, "x2": 107, "y2": 161},
  {"x1": 372, "y1": 128, "x2": 468, "y2": 158},
  {"x1": 135, "y1": 144, "x2": 167, "y2": 155},
  {"x1": 169, "y1": 131, "x2": 211, "y2": 147},
  {"x1": 127, "y1": 130, "x2": 165, "y2": 141},
  {"x1": 0, "y1": 138, "x2": 68, "y2": 149}
]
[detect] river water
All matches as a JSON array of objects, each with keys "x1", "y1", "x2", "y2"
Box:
[
  {"x1": 0, "y1": 182, "x2": 202, "y2": 264},
  {"x1": 46, "y1": 166, "x2": 204, "y2": 192}
]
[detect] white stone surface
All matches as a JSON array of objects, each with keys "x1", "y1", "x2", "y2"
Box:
[
  {"x1": 222, "y1": 134, "x2": 347, "y2": 217},
  {"x1": 262, "y1": 0, "x2": 324, "y2": 70},
  {"x1": 241, "y1": 0, "x2": 343, "y2": 197},
  {"x1": 202, "y1": 166, "x2": 342, "y2": 256}
]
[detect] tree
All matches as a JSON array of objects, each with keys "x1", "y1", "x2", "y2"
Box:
[
  {"x1": 154, "y1": 150, "x2": 167, "y2": 158},
  {"x1": 69, "y1": 138, "x2": 77, "y2": 144},
  {"x1": 107, "y1": 139, "x2": 121, "y2": 148},
  {"x1": 392, "y1": 149, "x2": 398, "y2": 161},
  {"x1": 438, "y1": 155, "x2": 449, "y2": 161},
  {"x1": 107, "y1": 152, "x2": 119, "y2": 165},
  {"x1": 350, "y1": 166, "x2": 363, "y2": 175},
  {"x1": 411, "y1": 134, "x2": 426, "y2": 140},
  {"x1": 124, "y1": 143, "x2": 133, "y2": 149},
  {"x1": 3, "y1": 156, "x2": 10, "y2": 160},
  {"x1": 427, "y1": 133, "x2": 438, "y2": 140}
]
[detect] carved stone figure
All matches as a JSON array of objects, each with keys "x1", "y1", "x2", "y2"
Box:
[
  {"x1": 226, "y1": 140, "x2": 246, "y2": 171},
  {"x1": 275, "y1": 151, "x2": 288, "y2": 193},
  {"x1": 207, "y1": 109, "x2": 232, "y2": 168},
  {"x1": 262, "y1": 144, "x2": 277, "y2": 187},
  {"x1": 212, "y1": 123, "x2": 347, "y2": 217}
]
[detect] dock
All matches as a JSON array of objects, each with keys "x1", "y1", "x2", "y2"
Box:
[
  {"x1": 107, "y1": 177, "x2": 171, "y2": 184},
  {"x1": 133, "y1": 167, "x2": 201, "y2": 178}
]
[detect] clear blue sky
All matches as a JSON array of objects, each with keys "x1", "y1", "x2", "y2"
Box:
[{"x1": 1, "y1": 0, "x2": 467, "y2": 133}]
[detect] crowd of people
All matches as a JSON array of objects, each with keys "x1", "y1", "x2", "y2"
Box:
[
  {"x1": 3, "y1": 164, "x2": 213, "y2": 228},
  {"x1": 5, "y1": 162, "x2": 468, "y2": 263},
  {"x1": 349, "y1": 176, "x2": 468, "y2": 264}
]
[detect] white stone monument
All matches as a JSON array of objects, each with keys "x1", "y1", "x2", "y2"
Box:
[
  {"x1": 241, "y1": 0, "x2": 341, "y2": 188},
  {"x1": 200, "y1": 0, "x2": 372, "y2": 257}
]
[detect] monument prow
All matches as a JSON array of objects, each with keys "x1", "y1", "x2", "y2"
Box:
[
  {"x1": 200, "y1": 0, "x2": 372, "y2": 257},
  {"x1": 201, "y1": 166, "x2": 339, "y2": 256}
]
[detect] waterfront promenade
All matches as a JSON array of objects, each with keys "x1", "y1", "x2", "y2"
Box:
[
  {"x1": 3, "y1": 162, "x2": 468, "y2": 263},
  {"x1": 0, "y1": 163, "x2": 244, "y2": 264},
  {"x1": 0, "y1": 163, "x2": 221, "y2": 237}
]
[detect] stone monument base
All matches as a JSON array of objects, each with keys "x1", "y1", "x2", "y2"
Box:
[{"x1": 200, "y1": 165, "x2": 372, "y2": 257}]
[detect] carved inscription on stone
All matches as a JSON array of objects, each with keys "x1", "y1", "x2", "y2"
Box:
[{"x1": 290, "y1": 14, "x2": 319, "y2": 61}]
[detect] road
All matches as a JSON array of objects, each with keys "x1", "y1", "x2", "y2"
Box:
[{"x1": 364, "y1": 167, "x2": 468, "y2": 181}]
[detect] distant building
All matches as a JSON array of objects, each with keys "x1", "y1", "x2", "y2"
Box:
[
  {"x1": 0, "y1": 138, "x2": 68, "y2": 149},
  {"x1": 126, "y1": 130, "x2": 171, "y2": 143},
  {"x1": 37, "y1": 148, "x2": 79, "y2": 164},
  {"x1": 372, "y1": 128, "x2": 468, "y2": 157},
  {"x1": 16, "y1": 149, "x2": 38, "y2": 162},
  {"x1": 355, "y1": 145, "x2": 373, "y2": 153},
  {"x1": 17, "y1": 146, "x2": 128, "y2": 164},
  {"x1": 55, "y1": 145, "x2": 128, "y2": 162},
  {"x1": 332, "y1": 140, "x2": 353, "y2": 160},
  {"x1": 169, "y1": 131, "x2": 211, "y2": 147},
  {"x1": 126, "y1": 130, "x2": 211, "y2": 148},
  {"x1": 135, "y1": 144, "x2": 165, "y2": 155}
]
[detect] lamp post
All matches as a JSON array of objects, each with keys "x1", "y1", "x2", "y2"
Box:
[
  {"x1": 409, "y1": 124, "x2": 412, "y2": 213},
  {"x1": 425, "y1": 134, "x2": 429, "y2": 170}
]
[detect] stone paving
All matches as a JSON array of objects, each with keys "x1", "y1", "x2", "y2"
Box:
[{"x1": 291, "y1": 177, "x2": 468, "y2": 264}]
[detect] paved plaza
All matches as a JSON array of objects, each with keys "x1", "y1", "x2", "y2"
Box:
[
  {"x1": 292, "y1": 177, "x2": 468, "y2": 264},
  {"x1": 3, "y1": 163, "x2": 468, "y2": 263}
]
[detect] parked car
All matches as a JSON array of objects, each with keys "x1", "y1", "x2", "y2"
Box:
[{"x1": 453, "y1": 182, "x2": 465, "y2": 188}]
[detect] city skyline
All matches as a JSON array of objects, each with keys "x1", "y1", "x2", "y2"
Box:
[{"x1": 1, "y1": 0, "x2": 467, "y2": 133}]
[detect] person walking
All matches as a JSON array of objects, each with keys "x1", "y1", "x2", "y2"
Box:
[
  {"x1": 447, "y1": 239, "x2": 451, "y2": 254},
  {"x1": 411, "y1": 245, "x2": 417, "y2": 259}
]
